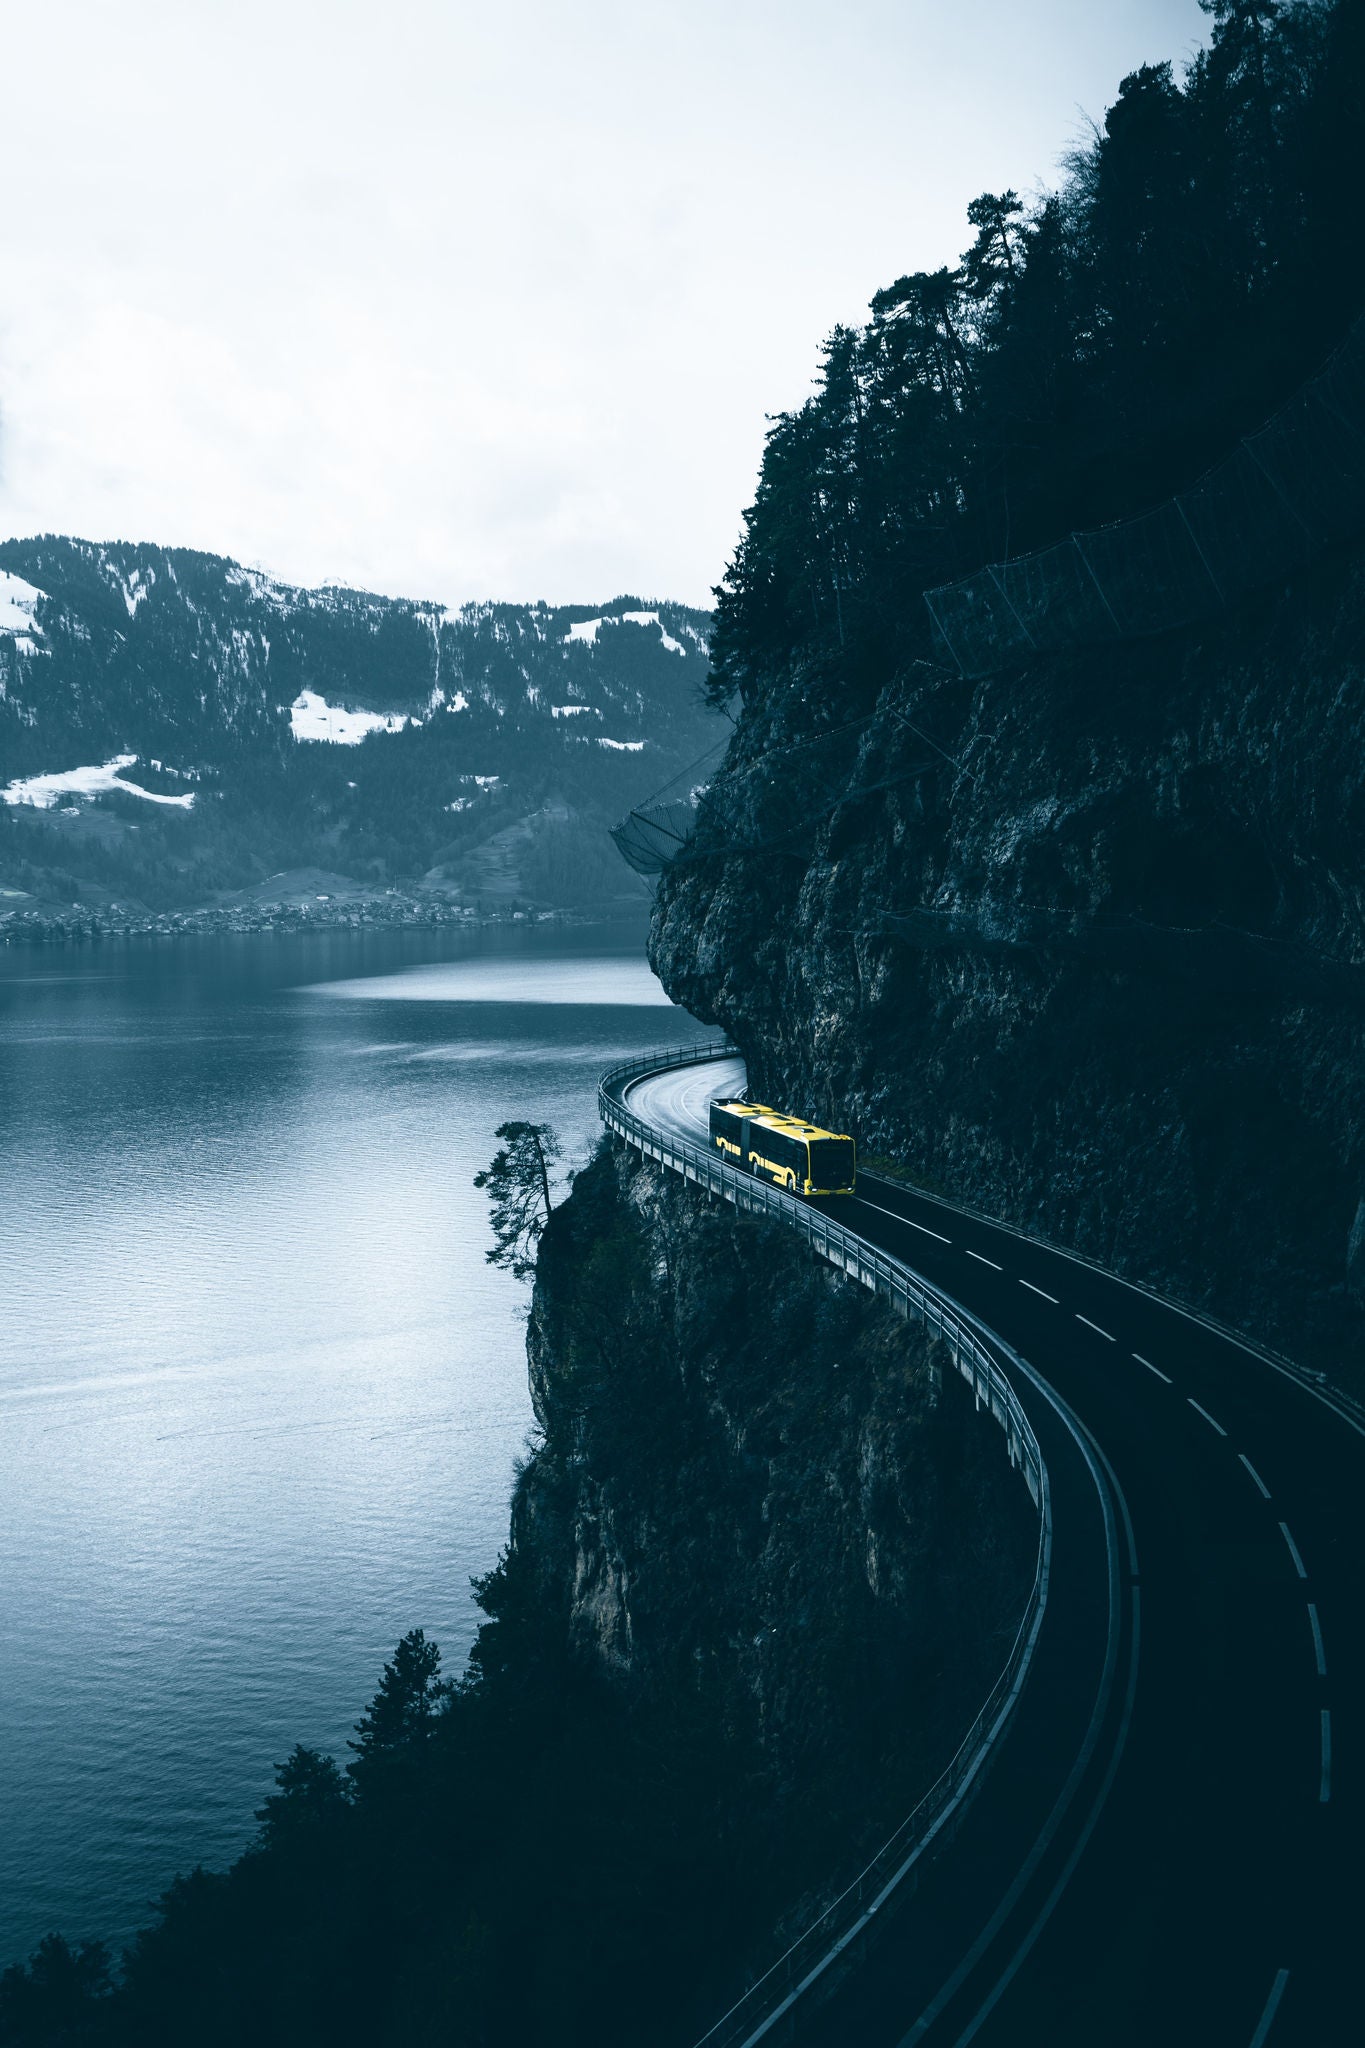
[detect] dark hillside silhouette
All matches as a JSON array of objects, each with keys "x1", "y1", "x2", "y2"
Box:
[{"x1": 709, "y1": 0, "x2": 1365, "y2": 716}]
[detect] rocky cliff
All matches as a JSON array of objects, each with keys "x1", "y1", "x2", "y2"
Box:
[
  {"x1": 505, "y1": 1142, "x2": 1035, "y2": 1884},
  {"x1": 651, "y1": 550, "x2": 1365, "y2": 1388}
]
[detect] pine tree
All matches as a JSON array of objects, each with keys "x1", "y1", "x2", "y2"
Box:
[
  {"x1": 474, "y1": 1121, "x2": 561, "y2": 1279},
  {"x1": 347, "y1": 1629, "x2": 449, "y2": 1788},
  {"x1": 254, "y1": 1744, "x2": 350, "y2": 1846}
]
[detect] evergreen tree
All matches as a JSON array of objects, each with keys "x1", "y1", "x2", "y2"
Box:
[
  {"x1": 0, "y1": 1935, "x2": 112, "y2": 2045},
  {"x1": 474, "y1": 1121, "x2": 561, "y2": 1279},
  {"x1": 254, "y1": 1744, "x2": 350, "y2": 1847},
  {"x1": 963, "y1": 190, "x2": 1027, "y2": 307},
  {"x1": 705, "y1": 0, "x2": 1362, "y2": 718},
  {"x1": 347, "y1": 1629, "x2": 449, "y2": 1787}
]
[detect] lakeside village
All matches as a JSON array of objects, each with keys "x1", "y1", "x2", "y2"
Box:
[{"x1": 0, "y1": 881, "x2": 580, "y2": 946}]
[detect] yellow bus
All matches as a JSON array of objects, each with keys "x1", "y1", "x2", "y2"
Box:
[{"x1": 709, "y1": 1099, "x2": 857, "y2": 1196}]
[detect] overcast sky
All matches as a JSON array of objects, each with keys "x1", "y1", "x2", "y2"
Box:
[{"x1": 0, "y1": 0, "x2": 1210, "y2": 609}]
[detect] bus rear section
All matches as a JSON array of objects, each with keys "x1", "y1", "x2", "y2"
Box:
[{"x1": 708, "y1": 1100, "x2": 774, "y2": 1165}]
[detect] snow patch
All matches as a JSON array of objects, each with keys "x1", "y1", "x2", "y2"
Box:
[
  {"x1": 289, "y1": 690, "x2": 408, "y2": 744},
  {"x1": 428, "y1": 681, "x2": 468, "y2": 717},
  {"x1": 564, "y1": 612, "x2": 685, "y2": 655},
  {"x1": 597, "y1": 738, "x2": 646, "y2": 751},
  {"x1": 550, "y1": 703, "x2": 596, "y2": 717},
  {"x1": 0, "y1": 571, "x2": 46, "y2": 646},
  {"x1": 2, "y1": 755, "x2": 196, "y2": 810},
  {"x1": 620, "y1": 609, "x2": 688, "y2": 656}
]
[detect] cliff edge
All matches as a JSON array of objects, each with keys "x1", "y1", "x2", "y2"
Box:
[{"x1": 652, "y1": 555, "x2": 1365, "y2": 1387}]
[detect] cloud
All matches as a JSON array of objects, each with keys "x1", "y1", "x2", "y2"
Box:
[{"x1": 0, "y1": 0, "x2": 1209, "y2": 607}]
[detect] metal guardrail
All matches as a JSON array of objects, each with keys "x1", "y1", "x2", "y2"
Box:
[
  {"x1": 599, "y1": 1043, "x2": 1044, "y2": 1508},
  {"x1": 598, "y1": 1042, "x2": 1051, "y2": 2048}
]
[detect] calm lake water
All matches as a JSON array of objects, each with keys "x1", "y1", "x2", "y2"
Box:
[{"x1": 0, "y1": 921, "x2": 694, "y2": 1961}]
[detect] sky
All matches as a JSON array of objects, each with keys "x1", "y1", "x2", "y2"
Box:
[{"x1": 0, "y1": 0, "x2": 1211, "y2": 610}]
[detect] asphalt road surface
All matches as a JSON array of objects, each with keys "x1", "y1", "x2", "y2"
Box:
[{"x1": 621, "y1": 1056, "x2": 1360, "y2": 2048}]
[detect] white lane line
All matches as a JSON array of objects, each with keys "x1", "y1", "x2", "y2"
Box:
[
  {"x1": 1188, "y1": 1398, "x2": 1227, "y2": 1437},
  {"x1": 1075, "y1": 1314, "x2": 1115, "y2": 1342},
  {"x1": 964, "y1": 1249, "x2": 1003, "y2": 1270},
  {"x1": 1308, "y1": 1603, "x2": 1327, "y2": 1678},
  {"x1": 853, "y1": 1196, "x2": 951, "y2": 1243},
  {"x1": 1279, "y1": 1520, "x2": 1309, "y2": 1579},
  {"x1": 1247, "y1": 1968, "x2": 1290, "y2": 2048},
  {"x1": 1019, "y1": 1279, "x2": 1059, "y2": 1304},
  {"x1": 864, "y1": 1166, "x2": 1365, "y2": 1449},
  {"x1": 1238, "y1": 1453, "x2": 1272, "y2": 1499},
  {"x1": 1133, "y1": 1353, "x2": 1172, "y2": 1384},
  {"x1": 1320, "y1": 1709, "x2": 1332, "y2": 1803}
]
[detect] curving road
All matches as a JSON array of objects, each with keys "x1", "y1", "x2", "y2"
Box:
[{"x1": 621, "y1": 1056, "x2": 1361, "y2": 2048}]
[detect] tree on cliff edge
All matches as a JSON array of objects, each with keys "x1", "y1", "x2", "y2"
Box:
[
  {"x1": 475, "y1": 1120, "x2": 561, "y2": 1279},
  {"x1": 347, "y1": 1628, "x2": 449, "y2": 1790}
]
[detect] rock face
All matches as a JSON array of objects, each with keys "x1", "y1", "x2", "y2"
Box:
[
  {"x1": 511, "y1": 1143, "x2": 1036, "y2": 1813},
  {"x1": 651, "y1": 553, "x2": 1365, "y2": 1385}
]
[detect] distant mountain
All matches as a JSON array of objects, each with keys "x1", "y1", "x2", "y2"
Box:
[{"x1": 0, "y1": 537, "x2": 721, "y2": 915}]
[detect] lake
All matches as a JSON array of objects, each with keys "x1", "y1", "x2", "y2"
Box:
[{"x1": 0, "y1": 921, "x2": 695, "y2": 1962}]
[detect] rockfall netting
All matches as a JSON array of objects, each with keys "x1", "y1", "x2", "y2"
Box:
[
  {"x1": 925, "y1": 315, "x2": 1365, "y2": 678},
  {"x1": 610, "y1": 797, "x2": 704, "y2": 875}
]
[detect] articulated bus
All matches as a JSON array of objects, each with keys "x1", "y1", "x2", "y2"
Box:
[{"x1": 709, "y1": 1099, "x2": 857, "y2": 1196}]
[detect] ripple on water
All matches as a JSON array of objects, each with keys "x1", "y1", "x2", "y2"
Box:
[{"x1": 0, "y1": 924, "x2": 694, "y2": 1957}]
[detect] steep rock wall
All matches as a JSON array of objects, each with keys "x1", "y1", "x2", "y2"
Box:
[
  {"x1": 652, "y1": 554, "x2": 1365, "y2": 1384},
  {"x1": 510, "y1": 1142, "x2": 1036, "y2": 1815}
]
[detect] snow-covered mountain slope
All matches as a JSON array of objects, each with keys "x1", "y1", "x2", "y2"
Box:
[{"x1": 0, "y1": 537, "x2": 720, "y2": 913}]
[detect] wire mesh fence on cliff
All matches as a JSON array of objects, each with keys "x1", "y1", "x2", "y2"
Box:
[
  {"x1": 610, "y1": 796, "x2": 706, "y2": 875},
  {"x1": 924, "y1": 314, "x2": 1365, "y2": 679},
  {"x1": 611, "y1": 709, "x2": 940, "y2": 876}
]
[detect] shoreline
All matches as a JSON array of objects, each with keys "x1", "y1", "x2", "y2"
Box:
[{"x1": 0, "y1": 892, "x2": 642, "y2": 946}]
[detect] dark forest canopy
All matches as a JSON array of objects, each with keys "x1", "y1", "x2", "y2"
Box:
[{"x1": 709, "y1": 0, "x2": 1365, "y2": 715}]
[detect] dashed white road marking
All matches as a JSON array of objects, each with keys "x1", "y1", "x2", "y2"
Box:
[
  {"x1": 1019, "y1": 1279, "x2": 1059, "y2": 1303},
  {"x1": 1279, "y1": 1521, "x2": 1308, "y2": 1580},
  {"x1": 1320, "y1": 1709, "x2": 1332, "y2": 1804},
  {"x1": 1247, "y1": 1968, "x2": 1290, "y2": 2048},
  {"x1": 1133, "y1": 1353, "x2": 1172, "y2": 1384},
  {"x1": 1237, "y1": 1453, "x2": 1271, "y2": 1499},
  {"x1": 1187, "y1": 1398, "x2": 1228, "y2": 1437},
  {"x1": 1308, "y1": 1603, "x2": 1327, "y2": 1678},
  {"x1": 1075, "y1": 1314, "x2": 1115, "y2": 1341},
  {"x1": 853, "y1": 1196, "x2": 951, "y2": 1243},
  {"x1": 965, "y1": 1249, "x2": 1003, "y2": 1270}
]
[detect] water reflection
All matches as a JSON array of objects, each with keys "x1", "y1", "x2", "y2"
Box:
[{"x1": 0, "y1": 922, "x2": 691, "y2": 1958}]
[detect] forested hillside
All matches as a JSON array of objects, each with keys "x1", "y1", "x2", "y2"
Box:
[
  {"x1": 708, "y1": 0, "x2": 1363, "y2": 714},
  {"x1": 0, "y1": 538, "x2": 716, "y2": 917},
  {"x1": 655, "y1": 0, "x2": 1365, "y2": 1380}
]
